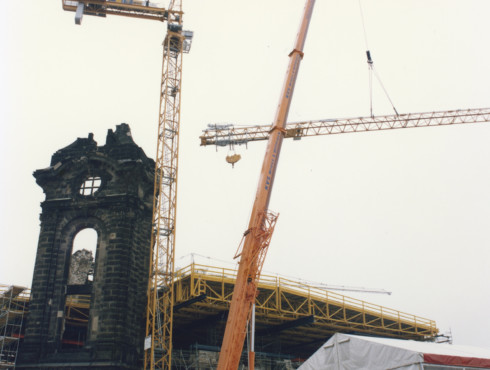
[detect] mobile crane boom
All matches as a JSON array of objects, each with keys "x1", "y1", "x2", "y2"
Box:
[{"x1": 217, "y1": 1, "x2": 315, "y2": 369}]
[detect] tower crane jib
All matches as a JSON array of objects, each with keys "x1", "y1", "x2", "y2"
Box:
[{"x1": 200, "y1": 108, "x2": 490, "y2": 148}]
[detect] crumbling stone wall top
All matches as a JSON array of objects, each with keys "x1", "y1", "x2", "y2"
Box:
[
  {"x1": 49, "y1": 123, "x2": 153, "y2": 167},
  {"x1": 33, "y1": 124, "x2": 155, "y2": 208}
]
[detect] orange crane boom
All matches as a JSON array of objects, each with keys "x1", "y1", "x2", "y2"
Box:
[
  {"x1": 200, "y1": 107, "x2": 490, "y2": 147},
  {"x1": 216, "y1": 1, "x2": 316, "y2": 369}
]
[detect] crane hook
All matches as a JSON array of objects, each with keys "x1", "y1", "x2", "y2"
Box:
[{"x1": 226, "y1": 153, "x2": 241, "y2": 168}]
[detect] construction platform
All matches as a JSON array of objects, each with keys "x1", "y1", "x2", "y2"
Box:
[
  {"x1": 171, "y1": 264, "x2": 437, "y2": 356},
  {"x1": 1, "y1": 263, "x2": 438, "y2": 367}
]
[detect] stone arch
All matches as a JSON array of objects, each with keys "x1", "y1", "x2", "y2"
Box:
[
  {"x1": 58, "y1": 217, "x2": 107, "y2": 287},
  {"x1": 70, "y1": 228, "x2": 98, "y2": 283},
  {"x1": 52, "y1": 217, "x2": 107, "y2": 349}
]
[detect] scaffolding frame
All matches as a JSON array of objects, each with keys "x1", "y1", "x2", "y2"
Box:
[{"x1": 0, "y1": 285, "x2": 29, "y2": 369}]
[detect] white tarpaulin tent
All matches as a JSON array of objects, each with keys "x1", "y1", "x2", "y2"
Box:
[{"x1": 299, "y1": 333, "x2": 490, "y2": 370}]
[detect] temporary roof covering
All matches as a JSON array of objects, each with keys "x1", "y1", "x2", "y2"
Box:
[{"x1": 299, "y1": 333, "x2": 490, "y2": 370}]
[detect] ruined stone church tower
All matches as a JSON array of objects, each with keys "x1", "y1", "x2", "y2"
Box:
[{"x1": 18, "y1": 124, "x2": 155, "y2": 369}]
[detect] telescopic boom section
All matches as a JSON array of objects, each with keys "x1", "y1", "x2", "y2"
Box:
[{"x1": 216, "y1": 1, "x2": 316, "y2": 369}]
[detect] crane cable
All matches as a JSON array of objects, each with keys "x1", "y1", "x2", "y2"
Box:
[{"x1": 358, "y1": 0, "x2": 399, "y2": 117}]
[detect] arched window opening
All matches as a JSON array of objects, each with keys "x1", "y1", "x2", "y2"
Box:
[
  {"x1": 63, "y1": 228, "x2": 98, "y2": 350},
  {"x1": 68, "y1": 228, "x2": 98, "y2": 284}
]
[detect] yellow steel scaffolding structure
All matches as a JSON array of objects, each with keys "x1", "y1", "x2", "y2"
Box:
[
  {"x1": 1, "y1": 263, "x2": 437, "y2": 367},
  {"x1": 173, "y1": 263, "x2": 438, "y2": 345}
]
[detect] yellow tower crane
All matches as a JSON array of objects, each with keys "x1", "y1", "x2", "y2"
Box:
[{"x1": 62, "y1": 1, "x2": 193, "y2": 369}]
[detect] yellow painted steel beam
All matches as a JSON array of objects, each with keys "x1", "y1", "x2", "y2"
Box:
[
  {"x1": 61, "y1": 0, "x2": 181, "y2": 23},
  {"x1": 200, "y1": 107, "x2": 490, "y2": 146},
  {"x1": 172, "y1": 263, "x2": 438, "y2": 340}
]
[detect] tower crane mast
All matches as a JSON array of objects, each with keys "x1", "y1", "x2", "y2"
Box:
[{"x1": 61, "y1": 1, "x2": 193, "y2": 369}]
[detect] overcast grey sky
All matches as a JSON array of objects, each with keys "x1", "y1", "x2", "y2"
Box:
[{"x1": 1, "y1": 0, "x2": 490, "y2": 349}]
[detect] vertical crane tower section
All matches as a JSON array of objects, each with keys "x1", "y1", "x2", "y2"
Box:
[
  {"x1": 61, "y1": 1, "x2": 193, "y2": 369},
  {"x1": 217, "y1": 1, "x2": 316, "y2": 369},
  {"x1": 146, "y1": 2, "x2": 192, "y2": 369}
]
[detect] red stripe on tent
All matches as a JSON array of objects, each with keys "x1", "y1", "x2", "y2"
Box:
[{"x1": 424, "y1": 353, "x2": 490, "y2": 368}]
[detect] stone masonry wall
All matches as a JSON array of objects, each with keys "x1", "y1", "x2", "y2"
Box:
[{"x1": 17, "y1": 124, "x2": 155, "y2": 370}]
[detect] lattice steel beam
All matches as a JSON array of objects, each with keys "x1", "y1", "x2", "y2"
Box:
[{"x1": 200, "y1": 107, "x2": 490, "y2": 146}]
